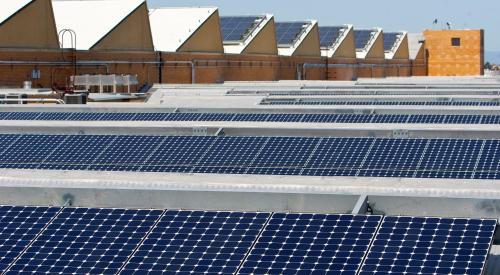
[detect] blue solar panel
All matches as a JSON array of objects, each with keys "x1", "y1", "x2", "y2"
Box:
[
  {"x1": 1, "y1": 135, "x2": 500, "y2": 180},
  {"x1": 275, "y1": 22, "x2": 307, "y2": 45},
  {"x1": 239, "y1": 213, "x2": 382, "y2": 275},
  {"x1": 122, "y1": 210, "x2": 269, "y2": 274},
  {"x1": 220, "y1": 16, "x2": 263, "y2": 42},
  {"x1": 0, "y1": 206, "x2": 60, "y2": 272},
  {"x1": 319, "y1": 26, "x2": 346, "y2": 48},
  {"x1": 5, "y1": 207, "x2": 163, "y2": 275},
  {"x1": 354, "y1": 30, "x2": 375, "y2": 50},
  {"x1": 260, "y1": 99, "x2": 500, "y2": 106},
  {"x1": 359, "y1": 216, "x2": 496, "y2": 275},
  {"x1": 2, "y1": 112, "x2": 500, "y2": 125},
  {"x1": 383, "y1": 32, "x2": 401, "y2": 52}
]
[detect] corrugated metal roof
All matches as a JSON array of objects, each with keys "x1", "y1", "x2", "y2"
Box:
[
  {"x1": 52, "y1": 0, "x2": 145, "y2": 50},
  {"x1": 149, "y1": 7, "x2": 217, "y2": 52},
  {"x1": 0, "y1": 0, "x2": 33, "y2": 25}
]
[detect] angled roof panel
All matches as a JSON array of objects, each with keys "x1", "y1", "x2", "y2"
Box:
[
  {"x1": 355, "y1": 28, "x2": 383, "y2": 59},
  {"x1": 383, "y1": 32, "x2": 403, "y2": 52},
  {"x1": 384, "y1": 31, "x2": 409, "y2": 60},
  {"x1": 320, "y1": 25, "x2": 355, "y2": 58},
  {"x1": 52, "y1": 0, "x2": 145, "y2": 50},
  {"x1": 276, "y1": 20, "x2": 319, "y2": 57},
  {"x1": 408, "y1": 33, "x2": 425, "y2": 60},
  {"x1": 149, "y1": 7, "x2": 218, "y2": 52},
  {"x1": 221, "y1": 14, "x2": 276, "y2": 55},
  {"x1": 0, "y1": 0, "x2": 33, "y2": 25}
]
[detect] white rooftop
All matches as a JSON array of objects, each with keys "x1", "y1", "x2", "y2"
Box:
[
  {"x1": 52, "y1": 0, "x2": 145, "y2": 50},
  {"x1": 408, "y1": 33, "x2": 425, "y2": 60},
  {"x1": 0, "y1": 0, "x2": 32, "y2": 25},
  {"x1": 149, "y1": 7, "x2": 217, "y2": 52}
]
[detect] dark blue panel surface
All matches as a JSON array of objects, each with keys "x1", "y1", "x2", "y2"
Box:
[
  {"x1": 0, "y1": 206, "x2": 60, "y2": 272},
  {"x1": 355, "y1": 30, "x2": 375, "y2": 49},
  {"x1": 122, "y1": 210, "x2": 269, "y2": 275},
  {"x1": 383, "y1": 32, "x2": 401, "y2": 51},
  {"x1": 5, "y1": 208, "x2": 162, "y2": 275},
  {"x1": 220, "y1": 16, "x2": 262, "y2": 41},
  {"x1": 319, "y1": 26, "x2": 346, "y2": 47},
  {"x1": 239, "y1": 213, "x2": 382, "y2": 275},
  {"x1": 359, "y1": 216, "x2": 496, "y2": 275},
  {"x1": 275, "y1": 22, "x2": 307, "y2": 45}
]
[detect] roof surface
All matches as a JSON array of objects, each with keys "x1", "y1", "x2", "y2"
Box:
[
  {"x1": 52, "y1": 0, "x2": 144, "y2": 50},
  {"x1": 149, "y1": 7, "x2": 217, "y2": 52},
  {"x1": 408, "y1": 33, "x2": 425, "y2": 60},
  {"x1": 0, "y1": 0, "x2": 32, "y2": 25}
]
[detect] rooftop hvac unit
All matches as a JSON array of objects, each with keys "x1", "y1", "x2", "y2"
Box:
[
  {"x1": 0, "y1": 94, "x2": 28, "y2": 104},
  {"x1": 64, "y1": 93, "x2": 88, "y2": 105}
]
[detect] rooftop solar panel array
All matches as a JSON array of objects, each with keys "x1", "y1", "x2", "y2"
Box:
[
  {"x1": 220, "y1": 16, "x2": 263, "y2": 42},
  {"x1": 3, "y1": 112, "x2": 500, "y2": 125},
  {"x1": 0, "y1": 206, "x2": 495, "y2": 275},
  {"x1": 275, "y1": 22, "x2": 308, "y2": 46},
  {"x1": 2, "y1": 134, "x2": 500, "y2": 180},
  {"x1": 239, "y1": 214, "x2": 382, "y2": 275},
  {"x1": 359, "y1": 216, "x2": 496, "y2": 275},
  {"x1": 384, "y1": 32, "x2": 402, "y2": 52},
  {"x1": 354, "y1": 30, "x2": 375, "y2": 50},
  {"x1": 319, "y1": 26, "x2": 346, "y2": 48},
  {"x1": 261, "y1": 98, "x2": 500, "y2": 106}
]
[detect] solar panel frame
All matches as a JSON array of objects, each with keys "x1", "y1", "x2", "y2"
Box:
[
  {"x1": 220, "y1": 16, "x2": 264, "y2": 42},
  {"x1": 319, "y1": 26, "x2": 347, "y2": 48},
  {"x1": 275, "y1": 22, "x2": 308, "y2": 46},
  {"x1": 239, "y1": 213, "x2": 383, "y2": 275},
  {"x1": 354, "y1": 30, "x2": 376, "y2": 50},
  {"x1": 0, "y1": 206, "x2": 61, "y2": 272},
  {"x1": 359, "y1": 216, "x2": 497, "y2": 275},
  {"x1": 5, "y1": 207, "x2": 164, "y2": 275},
  {"x1": 383, "y1": 32, "x2": 402, "y2": 52},
  {"x1": 121, "y1": 210, "x2": 270, "y2": 275}
]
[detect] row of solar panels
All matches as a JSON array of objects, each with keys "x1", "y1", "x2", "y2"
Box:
[
  {"x1": 1, "y1": 134, "x2": 500, "y2": 180},
  {"x1": 261, "y1": 99, "x2": 500, "y2": 106},
  {"x1": 220, "y1": 16, "x2": 401, "y2": 51},
  {"x1": 0, "y1": 205, "x2": 495, "y2": 275},
  {"x1": 2, "y1": 112, "x2": 500, "y2": 124}
]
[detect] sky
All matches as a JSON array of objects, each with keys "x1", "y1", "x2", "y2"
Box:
[{"x1": 148, "y1": 0, "x2": 500, "y2": 53}]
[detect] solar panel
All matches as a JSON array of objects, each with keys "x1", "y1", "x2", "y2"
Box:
[
  {"x1": 6, "y1": 207, "x2": 163, "y2": 274},
  {"x1": 220, "y1": 16, "x2": 263, "y2": 42},
  {"x1": 359, "y1": 216, "x2": 496, "y2": 275},
  {"x1": 275, "y1": 22, "x2": 307, "y2": 45},
  {"x1": 2, "y1": 112, "x2": 500, "y2": 125},
  {"x1": 319, "y1": 26, "x2": 346, "y2": 48},
  {"x1": 0, "y1": 206, "x2": 60, "y2": 272},
  {"x1": 122, "y1": 210, "x2": 269, "y2": 274},
  {"x1": 1, "y1": 134, "x2": 500, "y2": 180},
  {"x1": 354, "y1": 30, "x2": 375, "y2": 50},
  {"x1": 239, "y1": 213, "x2": 382, "y2": 274},
  {"x1": 260, "y1": 98, "x2": 500, "y2": 106},
  {"x1": 383, "y1": 32, "x2": 402, "y2": 52}
]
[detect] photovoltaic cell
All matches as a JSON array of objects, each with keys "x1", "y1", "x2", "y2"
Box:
[
  {"x1": 359, "y1": 216, "x2": 496, "y2": 275},
  {"x1": 239, "y1": 213, "x2": 382, "y2": 275},
  {"x1": 5, "y1": 207, "x2": 163, "y2": 275},
  {"x1": 319, "y1": 26, "x2": 346, "y2": 48},
  {"x1": 121, "y1": 210, "x2": 270, "y2": 274},
  {"x1": 383, "y1": 32, "x2": 401, "y2": 52},
  {"x1": 220, "y1": 16, "x2": 263, "y2": 42},
  {"x1": 275, "y1": 22, "x2": 307, "y2": 45},
  {"x1": 0, "y1": 206, "x2": 60, "y2": 272},
  {"x1": 354, "y1": 30, "x2": 375, "y2": 50},
  {"x1": 260, "y1": 99, "x2": 500, "y2": 106}
]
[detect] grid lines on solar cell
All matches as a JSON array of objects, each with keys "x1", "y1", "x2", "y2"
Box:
[
  {"x1": 319, "y1": 26, "x2": 346, "y2": 47},
  {"x1": 5, "y1": 208, "x2": 163, "y2": 275},
  {"x1": 239, "y1": 213, "x2": 382, "y2": 275},
  {"x1": 359, "y1": 216, "x2": 497, "y2": 275},
  {"x1": 0, "y1": 206, "x2": 60, "y2": 272},
  {"x1": 121, "y1": 210, "x2": 270, "y2": 274},
  {"x1": 275, "y1": 22, "x2": 307, "y2": 45},
  {"x1": 383, "y1": 32, "x2": 401, "y2": 52},
  {"x1": 220, "y1": 16, "x2": 262, "y2": 42},
  {"x1": 355, "y1": 30, "x2": 375, "y2": 49},
  {"x1": 260, "y1": 99, "x2": 500, "y2": 106}
]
